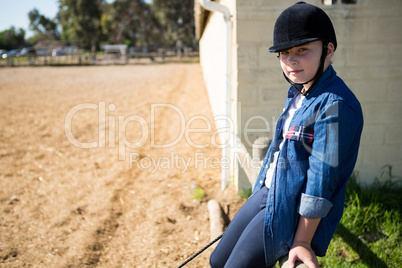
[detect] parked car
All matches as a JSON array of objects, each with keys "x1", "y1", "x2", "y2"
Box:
[
  {"x1": 65, "y1": 46, "x2": 78, "y2": 55},
  {"x1": 36, "y1": 48, "x2": 50, "y2": 56},
  {"x1": 52, "y1": 48, "x2": 66, "y2": 57},
  {"x1": 0, "y1": 49, "x2": 7, "y2": 58},
  {"x1": 3, "y1": 49, "x2": 20, "y2": 58},
  {"x1": 18, "y1": 47, "x2": 36, "y2": 57}
]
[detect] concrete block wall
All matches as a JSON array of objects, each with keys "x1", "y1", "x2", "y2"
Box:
[
  {"x1": 322, "y1": 0, "x2": 402, "y2": 182},
  {"x1": 234, "y1": 0, "x2": 402, "y2": 187}
]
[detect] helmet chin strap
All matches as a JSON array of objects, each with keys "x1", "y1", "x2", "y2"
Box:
[{"x1": 282, "y1": 43, "x2": 328, "y2": 96}]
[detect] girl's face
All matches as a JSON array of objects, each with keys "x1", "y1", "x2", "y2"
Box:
[{"x1": 279, "y1": 41, "x2": 334, "y2": 90}]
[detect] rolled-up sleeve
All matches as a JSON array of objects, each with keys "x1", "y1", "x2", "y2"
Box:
[{"x1": 299, "y1": 193, "x2": 333, "y2": 218}]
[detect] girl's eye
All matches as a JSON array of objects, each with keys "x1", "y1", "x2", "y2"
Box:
[{"x1": 298, "y1": 48, "x2": 308, "y2": 53}]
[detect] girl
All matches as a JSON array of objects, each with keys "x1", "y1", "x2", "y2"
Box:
[{"x1": 210, "y1": 2, "x2": 363, "y2": 268}]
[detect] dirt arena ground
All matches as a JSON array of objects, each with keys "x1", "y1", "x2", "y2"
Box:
[{"x1": 0, "y1": 64, "x2": 244, "y2": 267}]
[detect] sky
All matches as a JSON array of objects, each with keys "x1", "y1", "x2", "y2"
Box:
[
  {"x1": 0, "y1": 0, "x2": 153, "y2": 38},
  {"x1": 0, "y1": 0, "x2": 59, "y2": 37}
]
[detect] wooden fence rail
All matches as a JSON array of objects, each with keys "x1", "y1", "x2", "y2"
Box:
[{"x1": 0, "y1": 51, "x2": 199, "y2": 67}]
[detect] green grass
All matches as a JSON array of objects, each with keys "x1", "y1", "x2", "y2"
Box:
[
  {"x1": 192, "y1": 185, "x2": 205, "y2": 200},
  {"x1": 238, "y1": 188, "x2": 252, "y2": 200},
  {"x1": 318, "y1": 166, "x2": 402, "y2": 267}
]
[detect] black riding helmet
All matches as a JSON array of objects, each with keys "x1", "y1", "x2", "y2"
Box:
[{"x1": 269, "y1": 2, "x2": 337, "y2": 95}]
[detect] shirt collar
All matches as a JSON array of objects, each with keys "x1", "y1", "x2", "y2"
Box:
[{"x1": 305, "y1": 65, "x2": 336, "y2": 99}]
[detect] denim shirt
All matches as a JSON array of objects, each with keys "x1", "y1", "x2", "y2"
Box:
[{"x1": 252, "y1": 65, "x2": 363, "y2": 266}]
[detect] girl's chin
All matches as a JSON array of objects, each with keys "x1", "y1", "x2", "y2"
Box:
[{"x1": 287, "y1": 75, "x2": 312, "y2": 84}]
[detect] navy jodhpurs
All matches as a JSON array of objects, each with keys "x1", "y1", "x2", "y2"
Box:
[{"x1": 209, "y1": 187, "x2": 270, "y2": 268}]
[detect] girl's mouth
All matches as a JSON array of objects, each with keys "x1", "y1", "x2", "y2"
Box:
[{"x1": 289, "y1": 69, "x2": 302, "y2": 75}]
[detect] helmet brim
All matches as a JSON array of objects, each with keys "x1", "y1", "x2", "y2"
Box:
[{"x1": 268, "y1": 37, "x2": 320, "y2": 53}]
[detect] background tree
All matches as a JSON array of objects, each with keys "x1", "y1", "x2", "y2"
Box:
[
  {"x1": 152, "y1": 0, "x2": 195, "y2": 49},
  {"x1": 58, "y1": 0, "x2": 103, "y2": 56},
  {"x1": 1, "y1": 0, "x2": 197, "y2": 53},
  {"x1": 0, "y1": 27, "x2": 26, "y2": 50},
  {"x1": 28, "y1": 8, "x2": 60, "y2": 42},
  {"x1": 103, "y1": 0, "x2": 161, "y2": 49},
  {"x1": 100, "y1": 2, "x2": 116, "y2": 43}
]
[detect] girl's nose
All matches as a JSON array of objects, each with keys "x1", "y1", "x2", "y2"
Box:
[{"x1": 287, "y1": 52, "x2": 298, "y2": 65}]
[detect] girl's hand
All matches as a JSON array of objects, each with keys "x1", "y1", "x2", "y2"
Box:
[{"x1": 288, "y1": 241, "x2": 320, "y2": 268}]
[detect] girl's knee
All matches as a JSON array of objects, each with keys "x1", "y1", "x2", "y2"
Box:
[{"x1": 209, "y1": 249, "x2": 223, "y2": 268}]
